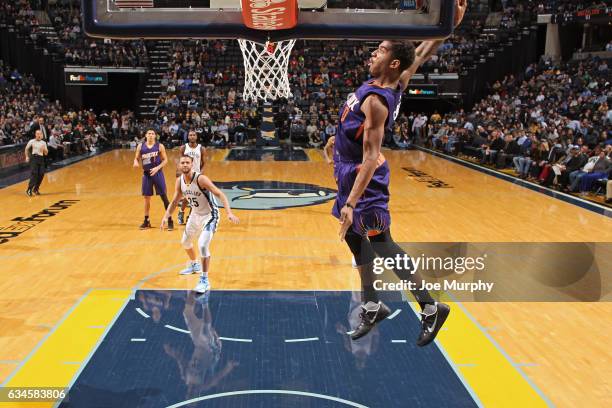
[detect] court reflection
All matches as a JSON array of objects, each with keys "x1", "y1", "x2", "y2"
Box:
[
  {"x1": 61, "y1": 290, "x2": 476, "y2": 407},
  {"x1": 163, "y1": 291, "x2": 238, "y2": 400},
  {"x1": 335, "y1": 291, "x2": 381, "y2": 371}
]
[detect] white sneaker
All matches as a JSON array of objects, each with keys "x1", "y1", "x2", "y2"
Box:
[
  {"x1": 351, "y1": 256, "x2": 358, "y2": 269},
  {"x1": 179, "y1": 261, "x2": 201, "y2": 275},
  {"x1": 194, "y1": 275, "x2": 211, "y2": 293}
]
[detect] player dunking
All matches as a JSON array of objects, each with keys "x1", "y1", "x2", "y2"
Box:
[
  {"x1": 133, "y1": 128, "x2": 174, "y2": 230},
  {"x1": 161, "y1": 155, "x2": 239, "y2": 293},
  {"x1": 333, "y1": 0, "x2": 466, "y2": 346}
]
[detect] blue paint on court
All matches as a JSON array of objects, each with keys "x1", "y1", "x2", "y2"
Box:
[{"x1": 59, "y1": 290, "x2": 477, "y2": 408}]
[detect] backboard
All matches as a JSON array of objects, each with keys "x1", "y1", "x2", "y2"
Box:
[{"x1": 83, "y1": 0, "x2": 455, "y2": 42}]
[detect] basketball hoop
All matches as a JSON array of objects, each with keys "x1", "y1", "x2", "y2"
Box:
[{"x1": 238, "y1": 38, "x2": 296, "y2": 102}]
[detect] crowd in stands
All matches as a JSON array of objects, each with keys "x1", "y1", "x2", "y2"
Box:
[
  {"x1": 0, "y1": 1, "x2": 41, "y2": 40},
  {"x1": 47, "y1": 2, "x2": 148, "y2": 67},
  {"x1": 409, "y1": 56, "x2": 611, "y2": 198},
  {"x1": 0, "y1": 63, "x2": 42, "y2": 147},
  {"x1": 144, "y1": 36, "x2": 395, "y2": 148},
  {"x1": 0, "y1": 61, "x2": 137, "y2": 162},
  {"x1": 535, "y1": 0, "x2": 609, "y2": 14},
  {"x1": 0, "y1": 0, "x2": 148, "y2": 68},
  {"x1": 147, "y1": 40, "x2": 252, "y2": 147}
]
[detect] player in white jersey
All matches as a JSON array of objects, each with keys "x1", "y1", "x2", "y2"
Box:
[
  {"x1": 177, "y1": 130, "x2": 206, "y2": 225},
  {"x1": 162, "y1": 155, "x2": 239, "y2": 293}
]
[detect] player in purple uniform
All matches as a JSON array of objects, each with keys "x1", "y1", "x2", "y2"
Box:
[
  {"x1": 133, "y1": 128, "x2": 174, "y2": 230},
  {"x1": 334, "y1": 0, "x2": 466, "y2": 346}
]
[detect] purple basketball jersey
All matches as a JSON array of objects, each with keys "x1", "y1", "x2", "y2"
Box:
[
  {"x1": 332, "y1": 80, "x2": 403, "y2": 236},
  {"x1": 334, "y1": 79, "x2": 403, "y2": 163},
  {"x1": 140, "y1": 142, "x2": 162, "y2": 173},
  {"x1": 139, "y1": 142, "x2": 167, "y2": 196}
]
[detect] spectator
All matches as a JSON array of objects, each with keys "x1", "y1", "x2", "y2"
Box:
[
  {"x1": 547, "y1": 146, "x2": 586, "y2": 188},
  {"x1": 481, "y1": 130, "x2": 505, "y2": 165},
  {"x1": 568, "y1": 153, "x2": 601, "y2": 192},
  {"x1": 47, "y1": 131, "x2": 64, "y2": 161},
  {"x1": 496, "y1": 132, "x2": 521, "y2": 168},
  {"x1": 577, "y1": 150, "x2": 612, "y2": 194}
]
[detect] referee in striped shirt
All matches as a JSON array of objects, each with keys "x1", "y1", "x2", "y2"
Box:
[{"x1": 25, "y1": 129, "x2": 48, "y2": 196}]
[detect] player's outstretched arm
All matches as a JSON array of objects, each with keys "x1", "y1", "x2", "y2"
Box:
[
  {"x1": 161, "y1": 177, "x2": 182, "y2": 230},
  {"x1": 399, "y1": 0, "x2": 467, "y2": 90},
  {"x1": 133, "y1": 143, "x2": 142, "y2": 168},
  {"x1": 197, "y1": 175, "x2": 240, "y2": 224},
  {"x1": 338, "y1": 95, "x2": 387, "y2": 240}
]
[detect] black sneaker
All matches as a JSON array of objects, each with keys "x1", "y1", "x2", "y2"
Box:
[
  {"x1": 177, "y1": 211, "x2": 184, "y2": 225},
  {"x1": 139, "y1": 219, "x2": 151, "y2": 230},
  {"x1": 167, "y1": 218, "x2": 174, "y2": 231},
  {"x1": 350, "y1": 301, "x2": 391, "y2": 340},
  {"x1": 416, "y1": 302, "x2": 450, "y2": 347},
  {"x1": 33, "y1": 189, "x2": 40, "y2": 195},
  {"x1": 26, "y1": 189, "x2": 33, "y2": 197}
]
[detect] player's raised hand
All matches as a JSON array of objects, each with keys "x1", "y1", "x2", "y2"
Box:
[
  {"x1": 455, "y1": 0, "x2": 467, "y2": 27},
  {"x1": 227, "y1": 212, "x2": 240, "y2": 224},
  {"x1": 338, "y1": 205, "x2": 353, "y2": 242}
]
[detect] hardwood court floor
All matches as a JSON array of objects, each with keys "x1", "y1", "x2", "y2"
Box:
[{"x1": 0, "y1": 148, "x2": 610, "y2": 407}]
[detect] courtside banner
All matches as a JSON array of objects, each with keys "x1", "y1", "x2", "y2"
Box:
[
  {"x1": 406, "y1": 84, "x2": 439, "y2": 99},
  {"x1": 241, "y1": 0, "x2": 298, "y2": 31},
  {"x1": 64, "y1": 71, "x2": 108, "y2": 86}
]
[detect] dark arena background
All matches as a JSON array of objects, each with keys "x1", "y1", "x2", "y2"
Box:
[{"x1": 0, "y1": 1, "x2": 611, "y2": 408}]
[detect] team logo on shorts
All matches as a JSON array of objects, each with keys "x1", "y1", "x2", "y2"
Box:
[{"x1": 215, "y1": 181, "x2": 336, "y2": 210}]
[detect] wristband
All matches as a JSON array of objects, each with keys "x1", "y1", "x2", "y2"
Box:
[{"x1": 345, "y1": 202, "x2": 354, "y2": 210}]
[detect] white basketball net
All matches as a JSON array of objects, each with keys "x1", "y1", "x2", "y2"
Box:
[{"x1": 238, "y1": 39, "x2": 296, "y2": 102}]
